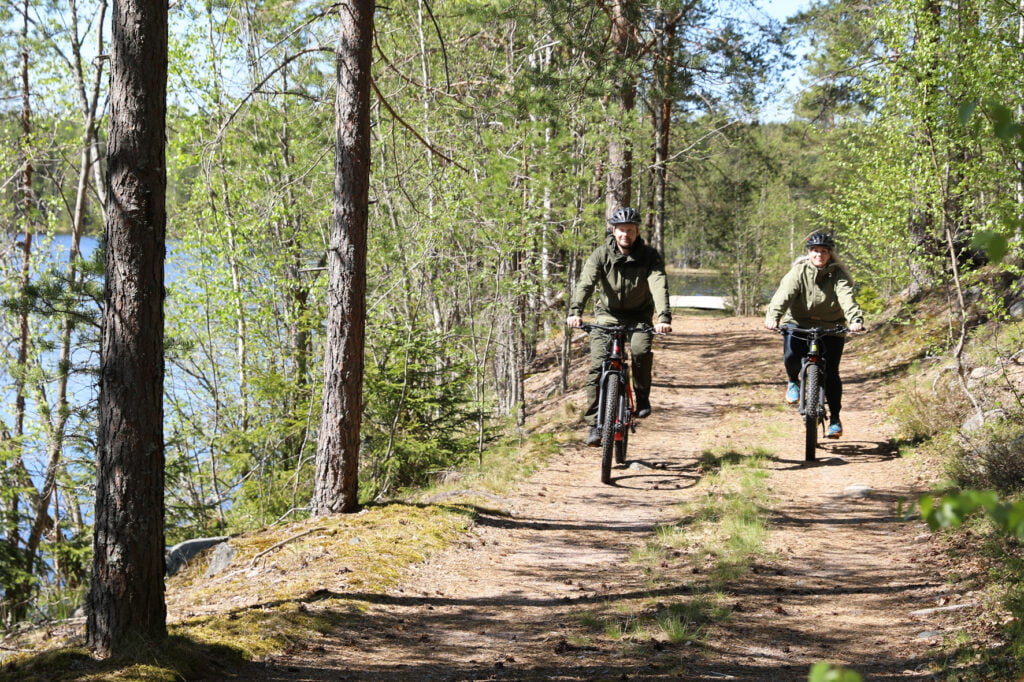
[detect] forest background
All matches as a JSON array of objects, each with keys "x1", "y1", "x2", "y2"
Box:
[{"x1": 0, "y1": 0, "x2": 1022, "y2": 631}]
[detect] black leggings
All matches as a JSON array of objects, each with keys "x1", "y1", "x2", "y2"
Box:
[{"x1": 783, "y1": 331, "x2": 846, "y2": 417}]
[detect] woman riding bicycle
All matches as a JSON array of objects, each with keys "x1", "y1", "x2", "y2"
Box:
[{"x1": 763, "y1": 232, "x2": 865, "y2": 438}]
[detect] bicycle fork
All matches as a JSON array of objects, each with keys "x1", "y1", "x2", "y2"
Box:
[
  {"x1": 597, "y1": 372, "x2": 635, "y2": 440},
  {"x1": 798, "y1": 339, "x2": 828, "y2": 423},
  {"x1": 596, "y1": 343, "x2": 634, "y2": 439}
]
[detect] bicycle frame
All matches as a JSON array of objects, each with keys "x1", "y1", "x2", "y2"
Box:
[
  {"x1": 779, "y1": 325, "x2": 849, "y2": 460},
  {"x1": 796, "y1": 331, "x2": 827, "y2": 419},
  {"x1": 580, "y1": 323, "x2": 651, "y2": 436},
  {"x1": 596, "y1": 332, "x2": 634, "y2": 440},
  {"x1": 576, "y1": 322, "x2": 655, "y2": 482}
]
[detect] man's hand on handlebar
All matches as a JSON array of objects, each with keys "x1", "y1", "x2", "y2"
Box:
[
  {"x1": 764, "y1": 320, "x2": 779, "y2": 331},
  {"x1": 566, "y1": 315, "x2": 583, "y2": 328},
  {"x1": 654, "y1": 322, "x2": 672, "y2": 334},
  {"x1": 849, "y1": 321, "x2": 865, "y2": 333}
]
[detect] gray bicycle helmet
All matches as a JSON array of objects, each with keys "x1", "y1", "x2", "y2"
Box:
[
  {"x1": 805, "y1": 232, "x2": 835, "y2": 250},
  {"x1": 609, "y1": 207, "x2": 641, "y2": 225}
]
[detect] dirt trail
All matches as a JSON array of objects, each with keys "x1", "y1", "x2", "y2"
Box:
[{"x1": 243, "y1": 316, "x2": 949, "y2": 681}]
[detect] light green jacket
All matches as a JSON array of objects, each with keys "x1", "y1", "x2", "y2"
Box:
[
  {"x1": 764, "y1": 256, "x2": 864, "y2": 328},
  {"x1": 569, "y1": 235, "x2": 672, "y2": 325}
]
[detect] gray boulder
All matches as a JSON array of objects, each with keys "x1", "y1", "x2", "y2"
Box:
[
  {"x1": 961, "y1": 409, "x2": 1008, "y2": 433},
  {"x1": 204, "y1": 542, "x2": 236, "y2": 578},
  {"x1": 1009, "y1": 299, "x2": 1024, "y2": 320},
  {"x1": 166, "y1": 536, "x2": 229, "y2": 576}
]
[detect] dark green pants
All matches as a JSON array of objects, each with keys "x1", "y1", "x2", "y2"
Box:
[{"x1": 584, "y1": 326, "x2": 653, "y2": 426}]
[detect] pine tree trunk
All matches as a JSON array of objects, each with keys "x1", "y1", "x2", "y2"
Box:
[
  {"x1": 314, "y1": 0, "x2": 375, "y2": 516},
  {"x1": 86, "y1": 0, "x2": 167, "y2": 657},
  {"x1": 605, "y1": 0, "x2": 637, "y2": 215}
]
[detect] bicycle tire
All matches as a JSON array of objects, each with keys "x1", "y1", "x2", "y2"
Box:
[
  {"x1": 614, "y1": 392, "x2": 629, "y2": 465},
  {"x1": 600, "y1": 377, "x2": 620, "y2": 484},
  {"x1": 803, "y1": 363, "x2": 821, "y2": 461}
]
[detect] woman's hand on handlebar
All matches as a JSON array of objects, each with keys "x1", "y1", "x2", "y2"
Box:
[{"x1": 566, "y1": 315, "x2": 583, "y2": 328}]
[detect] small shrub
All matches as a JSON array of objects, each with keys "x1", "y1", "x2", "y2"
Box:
[
  {"x1": 948, "y1": 415, "x2": 1024, "y2": 494},
  {"x1": 887, "y1": 374, "x2": 970, "y2": 442}
]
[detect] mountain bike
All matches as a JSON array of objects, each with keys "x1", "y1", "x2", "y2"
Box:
[
  {"x1": 579, "y1": 322, "x2": 655, "y2": 484},
  {"x1": 778, "y1": 325, "x2": 850, "y2": 462}
]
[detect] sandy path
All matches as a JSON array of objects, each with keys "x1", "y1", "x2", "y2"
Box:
[{"x1": 238, "y1": 316, "x2": 948, "y2": 681}]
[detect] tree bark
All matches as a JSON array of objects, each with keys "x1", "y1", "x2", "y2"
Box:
[
  {"x1": 313, "y1": 0, "x2": 375, "y2": 516},
  {"x1": 87, "y1": 0, "x2": 168, "y2": 657},
  {"x1": 4, "y1": 0, "x2": 35, "y2": 624},
  {"x1": 650, "y1": 6, "x2": 676, "y2": 254},
  {"x1": 605, "y1": 0, "x2": 637, "y2": 215}
]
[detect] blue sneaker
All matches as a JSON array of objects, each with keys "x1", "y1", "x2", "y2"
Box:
[
  {"x1": 826, "y1": 421, "x2": 843, "y2": 438},
  {"x1": 785, "y1": 382, "x2": 800, "y2": 404}
]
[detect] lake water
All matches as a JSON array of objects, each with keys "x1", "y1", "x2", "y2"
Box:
[{"x1": 667, "y1": 269, "x2": 729, "y2": 297}]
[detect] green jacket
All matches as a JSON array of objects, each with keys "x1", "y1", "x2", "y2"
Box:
[
  {"x1": 764, "y1": 257, "x2": 864, "y2": 328},
  {"x1": 569, "y1": 235, "x2": 672, "y2": 325}
]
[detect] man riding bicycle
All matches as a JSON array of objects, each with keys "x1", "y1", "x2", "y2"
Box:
[
  {"x1": 566, "y1": 207, "x2": 673, "y2": 446},
  {"x1": 763, "y1": 232, "x2": 865, "y2": 438}
]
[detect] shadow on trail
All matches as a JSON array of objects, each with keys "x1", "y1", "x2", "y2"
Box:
[
  {"x1": 820, "y1": 438, "x2": 899, "y2": 459},
  {"x1": 602, "y1": 457, "x2": 702, "y2": 489},
  {"x1": 221, "y1": 575, "x2": 942, "y2": 681},
  {"x1": 773, "y1": 438, "x2": 900, "y2": 468},
  {"x1": 657, "y1": 378, "x2": 779, "y2": 391},
  {"x1": 469, "y1": 510, "x2": 660, "y2": 534},
  {"x1": 239, "y1": 656, "x2": 940, "y2": 682}
]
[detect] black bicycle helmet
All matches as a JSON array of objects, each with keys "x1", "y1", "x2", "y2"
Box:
[
  {"x1": 609, "y1": 207, "x2": 641, "y2": 225},
  {"x1": 805, "y1": 231, "x2": 835, "y2": 250}
]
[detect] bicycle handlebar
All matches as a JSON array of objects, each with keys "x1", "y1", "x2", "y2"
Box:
[
  {"x1": 578, "y1": 322, "x2": 659, "y2": 335},
  {"x1": 774, "y1": 325, "x2": 862, "y2": 338}
]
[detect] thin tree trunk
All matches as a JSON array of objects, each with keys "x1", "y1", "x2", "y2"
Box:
[
  {"x1": 605, "y1": 0, "x2": 637, "y2": 215},
  {"x1": 313, "y1": 0, "x2": 375, "y2": 516},
  {"x1": 650, "y1": 9, "x2": 675, "y2": 254},
  {"x1": 4, "y1": 0, "x2": 35, "y2": 624}
]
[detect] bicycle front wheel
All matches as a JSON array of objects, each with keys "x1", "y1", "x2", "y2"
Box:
[
  {"x1": 803, "y1": 363, "x2": 821, "y2": 461},
  {"x1": 600, "y1": 376, "x2": 620, "y2": 484},
  {"x1": 614, "y1": 391, "x2": 629, "y2": 465}
]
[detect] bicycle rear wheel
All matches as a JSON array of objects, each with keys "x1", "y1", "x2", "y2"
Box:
[
  {"x1": 803, "y1": 364, "x2": 821, "y2": 461},
  {"x1": 600, "y1": 377, "x2": 620, "y2": 484},
  {"x1": 614, "y1": 392, "x2": 629, "y2": 465}
]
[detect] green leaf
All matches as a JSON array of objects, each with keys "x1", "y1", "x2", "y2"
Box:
[
  {"x1": 987, "y1": 102, "x2": 1018, "y2": 140},
  {"x1": 809, "y1": 663, "x2": 863, "y2": 682},
  {"x1": 957, "y1": 100, "x2": 979, "y2": 126},
  {"x1": 919, "y1": 495, "x2": 935, "y2": 521},
  {"x1": 970, "y1": 230, "x2": 1009, "y2": 263}
]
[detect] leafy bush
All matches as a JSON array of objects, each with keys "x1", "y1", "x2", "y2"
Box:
[
  {"x1": 360, "y1": 323, "x2": 486, "y2": 500},
  {"x1": 854, "y1": 283, "x2": 885, "y2": 317},
  {"x1": 920, "y1": 489, "x2": 1024, "y2": 539},
  {"x1": 947, "y1": 415, "x2": 1024, "y2": 494},
  {"x1": 227, "y1": 464, "x2": 314, "y2": 531},
  {"x1": 887, "y1": 372, "x2": 970, "y2": 443}
]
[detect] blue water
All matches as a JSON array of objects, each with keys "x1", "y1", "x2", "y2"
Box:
[{"x1": 3, "y1": 233, "x2": 186, "y2": 496}]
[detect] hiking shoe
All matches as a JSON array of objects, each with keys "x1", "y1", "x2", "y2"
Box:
[
  {"x1": 826, "y1": 421, "x2": 843, "y2": 439},
  {"x1": 585, "y1": 426, "x2": 601, "y2": 447},
  {"x1": 786, "y1": 382, "x2": 800, "y2": 404},
  {"x1": 636, "y1": 397, "x2": 651, "y2": 419}
]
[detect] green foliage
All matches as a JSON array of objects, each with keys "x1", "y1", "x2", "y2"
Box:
[
  {"x1": 361, "y1": 322, "x2": 484, "y2": 499},
  {"x1": 945, "y1": 417, "x2": 1024, "y2": 494},
  {"x1": 920, "y1": 489, "x2": 1024, "y2": 540},
  {"x1": 886, "y1": 375, "x2": 969, "y2": 443},
  {"x1": 808, "y1": 663, "x2": 863, "y2": 682}
]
